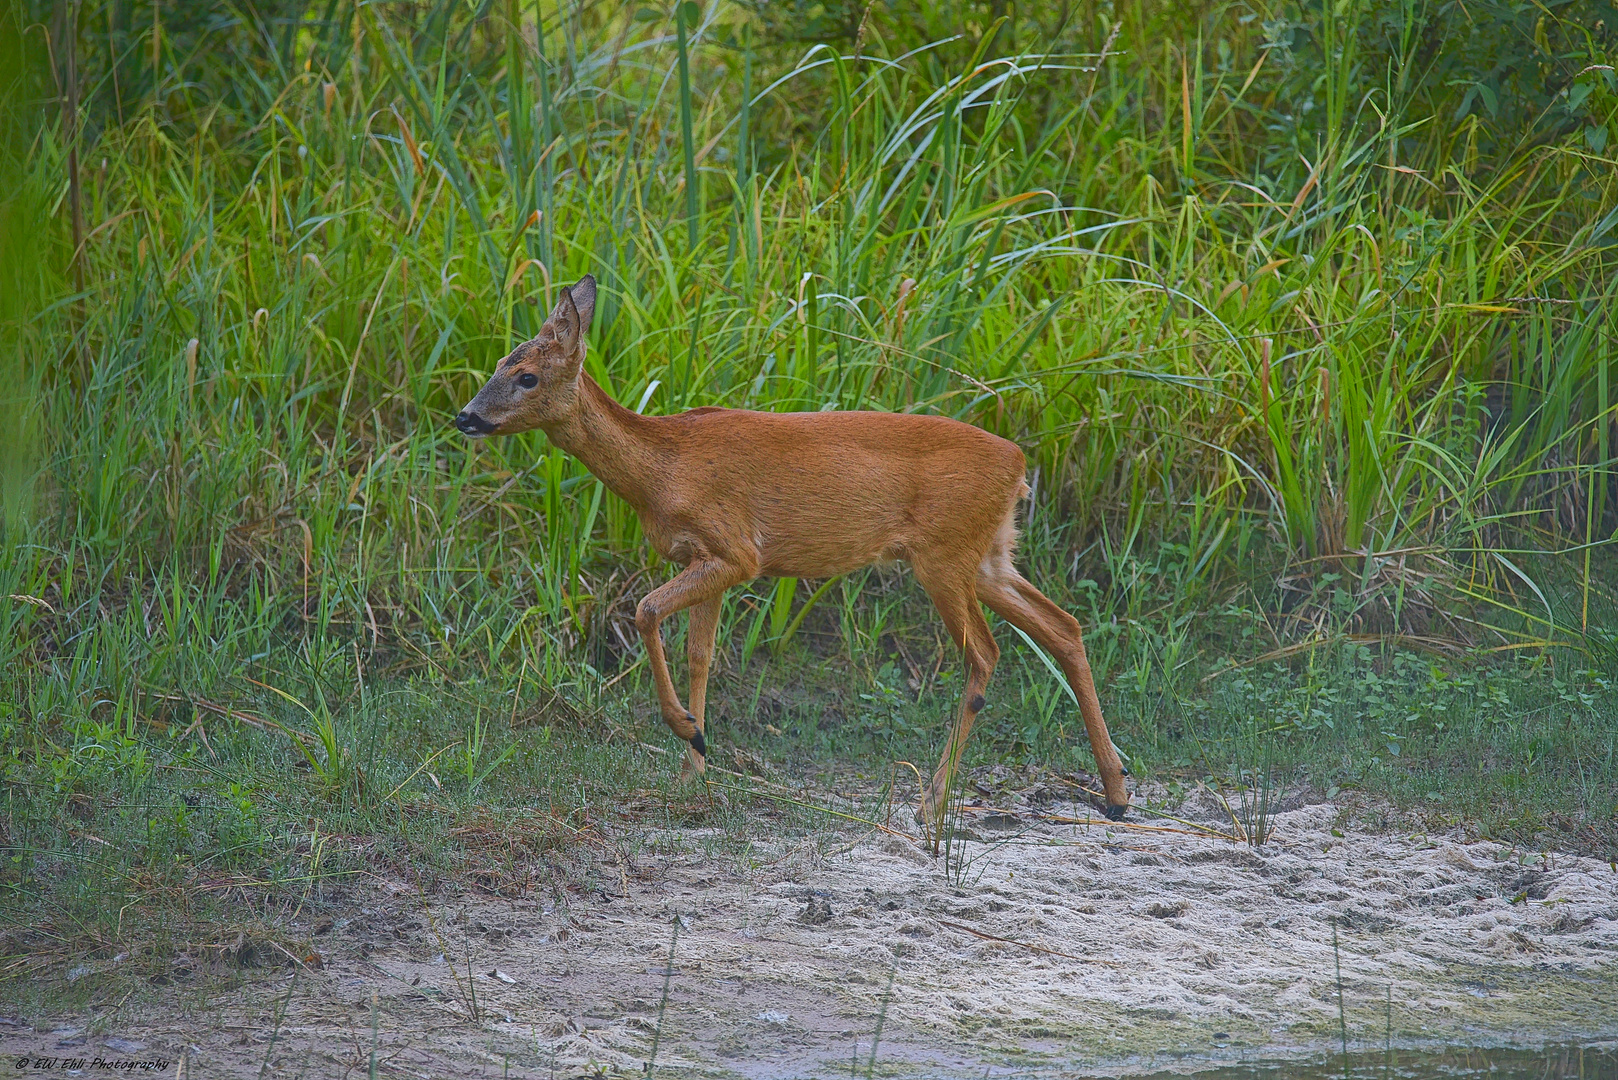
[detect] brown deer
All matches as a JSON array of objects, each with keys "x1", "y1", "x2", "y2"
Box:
[{"x1": 455, "y1": 276, "x2": 1130, "y2": 822}]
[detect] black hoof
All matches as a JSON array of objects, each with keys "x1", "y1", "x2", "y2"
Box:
[
  {"x1": 689, "y1": 729, "x2": 707, "y2": 757},
  {"x1": 1104, "y1": 803, "x2": 1128, "y2": 822}
]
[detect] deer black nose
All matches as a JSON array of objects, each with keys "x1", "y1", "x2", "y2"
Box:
[{"x1": 455, "y1": 410, "x2": 495, "y2": 435}]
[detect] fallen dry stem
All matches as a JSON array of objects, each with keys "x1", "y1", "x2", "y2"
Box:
[
  {"x1": 1042, "y1": 777, "x2": 1242, "y2": 841},
  {"x1": 1199, "y1": 632, "x2": 1470, "y2": 684},
  {"x1": 382, "y1": 741, "x2": 461, "y2": 803},
  {"x1": 984, "y1": 807, "x2": 1239, "y2": 842},
  {"x1": 146, "y1": 691, "x2": 318, "y2": 747},
  {"x1": 936, "y1": 919, "x2": 1124, "y2": 966},
  {"x1": 703, "y1": 773, "x2": 918, "y2": 842}
]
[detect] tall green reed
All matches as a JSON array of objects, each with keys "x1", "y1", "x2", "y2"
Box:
[{"x1": 1, "y1": 0, "x2": 1612, "y2": 728}]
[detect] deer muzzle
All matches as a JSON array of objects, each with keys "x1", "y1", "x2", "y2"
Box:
[{"x1": 454, "y1": 410, "x2": 497, "y2": 437}]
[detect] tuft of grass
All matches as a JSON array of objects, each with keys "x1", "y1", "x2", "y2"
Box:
[{"x1": 1237, "y1": 717, "x2": 1286, "y2": 847}]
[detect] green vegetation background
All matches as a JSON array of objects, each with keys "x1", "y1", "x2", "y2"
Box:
[{"x1": 0, "y1": 0, "x2": 1615, "y2": 972}]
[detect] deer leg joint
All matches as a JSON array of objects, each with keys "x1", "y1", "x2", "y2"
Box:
[{"x1": 635, "y1": 603, "x2": 659, "y2": 634}]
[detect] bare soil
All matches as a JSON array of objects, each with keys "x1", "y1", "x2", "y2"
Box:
[{"x1": 4, "y1": 786, "x2": 1616, "y2": 1079}]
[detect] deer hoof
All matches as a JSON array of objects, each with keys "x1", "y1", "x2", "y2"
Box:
[
  {"x1": 689, "y1": 729, "x2": 707, "y2": 757},
  {"x1": 1104, "y1": 802, "x2": 1128, "y2": 822}
]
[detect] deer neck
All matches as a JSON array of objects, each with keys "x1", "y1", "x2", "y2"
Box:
[{"x1": 541, "y1": 372, "x2": 666, "y2": 511}]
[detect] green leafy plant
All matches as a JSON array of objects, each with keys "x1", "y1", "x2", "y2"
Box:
[{"x1": 459, "y1": 710, "x2": 518, "y2": 793}]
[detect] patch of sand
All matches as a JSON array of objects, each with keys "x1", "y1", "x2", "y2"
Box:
[{"x1": 7, "y1": 791, "x2": 1616, "y2": 1078}]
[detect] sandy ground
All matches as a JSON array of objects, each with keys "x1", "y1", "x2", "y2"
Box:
[{"x1": 4, "y1": 784, "x2": 1616, "y2": 1079}]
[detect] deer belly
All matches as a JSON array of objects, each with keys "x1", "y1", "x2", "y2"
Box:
[{"x1": 756, "y1": 520, "x2": 907, "y2": 578}]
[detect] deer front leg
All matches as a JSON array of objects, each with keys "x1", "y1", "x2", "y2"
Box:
[
  {"x1": 635, "y1": 559, "x2": 745, "y2": 770},
  {"x1": 684, "y1": 595, "x2": 723, "y2": 776}
]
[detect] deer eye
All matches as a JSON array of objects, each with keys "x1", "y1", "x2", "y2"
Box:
[{"x1": 517, "y1": 372, "x2": 538, "y2": 389}]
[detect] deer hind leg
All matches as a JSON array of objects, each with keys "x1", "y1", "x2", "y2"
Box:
[
  {"x1": 914, "y1": 566, "x2": 1000, "y2": 829},
  {"x1": 683, "y1": 594, "x2": 723, "y2": 776},
  {"x1": 636, "y1": 559, "x2": 746, "y2": 770},
  {"x1": 975, "y1": 553, "x2": 1130, "y2": 818}
]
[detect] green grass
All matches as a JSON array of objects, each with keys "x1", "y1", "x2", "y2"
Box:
[{"x1": 1, "y1": 0, "x2": 1616, "y2": 970}]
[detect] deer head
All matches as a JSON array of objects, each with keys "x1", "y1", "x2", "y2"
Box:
[{"x1": 455, "y1": 275, "x2": 596, "y2": 438}]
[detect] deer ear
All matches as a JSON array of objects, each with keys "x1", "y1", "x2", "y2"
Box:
[
  {"x1": 549, "y1": 286, "x2": 583, "y2": 356},
  {"x1": 568, "y1": 275, "x2": 596, "y2": 333}
]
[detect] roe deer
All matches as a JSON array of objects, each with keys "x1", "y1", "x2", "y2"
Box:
[{"x1": 455, "y1": 276, "x2": 1130, "y2": 822}]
